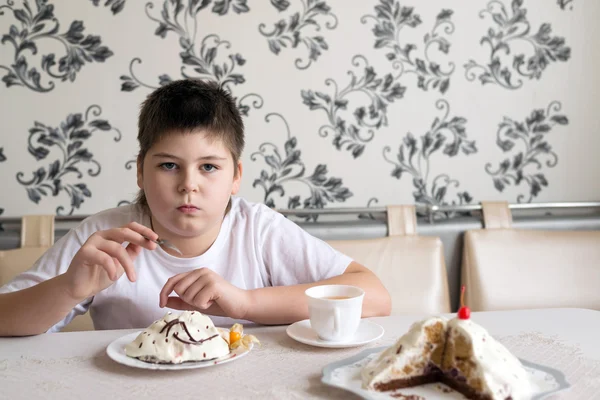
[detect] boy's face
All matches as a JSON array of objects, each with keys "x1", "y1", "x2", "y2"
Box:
[{"x1": 137, "y1": 130, "x2": 242, "y2": 239}]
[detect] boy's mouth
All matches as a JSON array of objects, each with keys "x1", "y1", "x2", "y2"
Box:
[{"x1": 177, "y1": 204, "x2": 199, "y2": 213}]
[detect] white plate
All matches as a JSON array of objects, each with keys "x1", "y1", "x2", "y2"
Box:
[
  {"x1": 106, "y1": 331, "x2": 252, "y2": 370},
  {"x1": 322, "y1": 346, "x2": 571, "y2": 399},
  {"x1": 286, "y1": 319, "x2": 384, "y2": 348}
]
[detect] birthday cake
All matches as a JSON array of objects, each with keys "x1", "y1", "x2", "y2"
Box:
[
  {"x1": 361, "y1": 287, "x2": 533, "y2": 400},
  {"x1": 124, "y1": 311, "x2": 258, "y2": 364}
]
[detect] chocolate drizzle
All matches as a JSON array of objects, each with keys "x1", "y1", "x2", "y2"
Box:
[
  {"x1": 180, "y1": 320, "x2": 197, "y2": 341},
  {"x1": 174, "y1": 333, "x2": 219, "y2": 345},
  {"x1": 158, "y1": 318, "x2": 220, "y2": 346},
  {"x1": 160, "y1": 319, "x2": 181, "y2": 337}
]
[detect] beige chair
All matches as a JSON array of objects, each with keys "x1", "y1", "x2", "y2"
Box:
[
  {"x1": 0, "y1": 215, "x2": 94, "y2": 332},
  {"x1": 327, "y1": 205, "x2": 451, "y2": 315},
  {"x1": 461, "y1": 201, "x2": 600, "y2": 311}
]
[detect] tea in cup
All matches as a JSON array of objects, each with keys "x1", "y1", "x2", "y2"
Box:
[{"x1": 305, "y1": 285, "x2": 364, "y2": 342}]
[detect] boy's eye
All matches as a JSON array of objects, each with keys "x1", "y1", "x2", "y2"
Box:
[
  {"x1": 160, "y1": 162, "x2": 177, "y2": 170},
  {"x1": 202, "y1": 164, "x2": 217, "y2": 172}
]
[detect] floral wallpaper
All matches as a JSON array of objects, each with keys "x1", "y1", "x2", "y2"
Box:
[{"x1": 0, "y1": 0, "x2": 598, "y2": 221}]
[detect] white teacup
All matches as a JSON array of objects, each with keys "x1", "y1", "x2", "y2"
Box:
[{"x1": 305, "y1": 285, "x2": 365, "y2": 342}]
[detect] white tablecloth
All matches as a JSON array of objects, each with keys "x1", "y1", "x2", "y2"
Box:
[{"x1": 1, "y1": 308, "x2": 599, "y2": 399}]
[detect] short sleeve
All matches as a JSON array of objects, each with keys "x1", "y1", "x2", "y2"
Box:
[
  {"x1": 0, "y1": 229, "x2": 92, "y2": 333},
  {"x1": 260, "y1": 212, "x2": 353, "y2": 287}
]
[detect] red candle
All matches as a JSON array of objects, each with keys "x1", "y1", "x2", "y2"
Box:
[{"x1": 458, "y1": 285, "x2": 471, "y2": 320}]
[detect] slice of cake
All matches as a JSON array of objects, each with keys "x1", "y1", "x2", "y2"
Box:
[
  {"x1": 361, "y1": 317, "x2": 447, "y2": 391},
  {"x1": 362, "y1": 287, "x2": 533, "y2": 400},
  {"x1": 441, "y1": 317, "x2": 532, "y2": 400},
  {"x1": 125, "y1": 311, "x2": 230, "y2": 364}
]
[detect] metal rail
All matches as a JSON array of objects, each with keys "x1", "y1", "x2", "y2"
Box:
[{"x1": 1, "y1": 201, "x2": 599, "y2": 224}]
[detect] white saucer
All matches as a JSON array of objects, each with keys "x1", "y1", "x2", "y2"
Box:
[{"x1": 286, "y1": 319, "x2": 384, "y2": 348}]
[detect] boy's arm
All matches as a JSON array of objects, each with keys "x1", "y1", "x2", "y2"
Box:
[
  {"x1": 244, "y1": 261, "x2": 391, "y2": 325},
  {"x1": 0, "y1": 222, "x2": 158, "y2": 337},
  {"x1": 0, "y1": 274, "x2": 84, "y2": 336}
]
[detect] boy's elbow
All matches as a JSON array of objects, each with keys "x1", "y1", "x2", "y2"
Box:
[
  {"x1": 372, "y1": 273, "x2": 392, "y2": 316},
  {"x1": 366, "y1": 287, "x2": 392, "y2": 317},
  {"x1": 378, "y1": 289, "x2": 392, "y2": 316}
]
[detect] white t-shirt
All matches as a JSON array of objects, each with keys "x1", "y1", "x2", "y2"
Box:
[{"x1": 0, "y1": 197, "x2": 353, "y2": 331}]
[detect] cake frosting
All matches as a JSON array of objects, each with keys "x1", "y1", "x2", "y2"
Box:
[
  {"x1": 362, "y1": 315, "x2": 533, "y2": 400},
  {"x1": 125, "y1": 311, "x2": 230, "y2": 364},
  {"x1": 442, "y1": 317, "x2": 532, "y2": 399},
  {"x1": 362, "y1": 317, "x2": 447, "y2": 390}
]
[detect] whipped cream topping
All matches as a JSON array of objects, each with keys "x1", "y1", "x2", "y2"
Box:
[
  {"x1": 362, "y1": 317, "x2": 447, "y2": 389},
  {"x1": 125, "y1": 311, "x2": 230, "y2": 363},
  {"x1": 362, "y1": 316, "x2": 534, "y2": 400},
  {"x1": 446, "y1": 318, "x2": 533, "y2": 400}
]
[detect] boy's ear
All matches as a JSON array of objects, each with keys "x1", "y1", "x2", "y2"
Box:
[
  {"x1": 231, "y1": 161, "x2": 243, "y2": 195},
  {"x1": 136, "y1": 155, "x2": 144, "y2": 190}
]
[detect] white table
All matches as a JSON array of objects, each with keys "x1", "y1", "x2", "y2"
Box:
[{"x1": 1, "y1": 308, "x2": 599, "y2": 399}]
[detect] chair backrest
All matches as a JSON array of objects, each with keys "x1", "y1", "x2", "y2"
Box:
[
  {"x1": 462, "y1": 202, "x2": 600, "y2": 311},
  {"x1": 0, "y1": 215, "x2": 55, "y2": 285},
  {"x1": 327, "y1": 205, "x2": 451, "y2": 315},
  {"x1": 0, "y1": 215, "x2": 94, "y2": 332}
]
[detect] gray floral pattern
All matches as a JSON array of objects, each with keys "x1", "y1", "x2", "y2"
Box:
[
  {"x1": 16, "y1": 105, "x2": 122, "y2": 215},
  {"x1": 211, "y1": 0, "x2": 249, "y2": 15},
  {"x1": 486, "y1": 101, "x2": 568, "y2": 203},
  {"x1": 120, "y1": 0, "x2": 261, "y2": 116},
  {"x1": 464, "y1": 0, "x2": 571, "y2": 90},
  {"x1": 250, "y1": 113, "x2": 352, "y2": 220},
  {"x1": 89, "y1": 0, "x2": 126, "y2": 15},
  {"x1": 557, "y1": 0, "x2": 573, "y2": 10},
  {"x1": 259, "y1": 0, "x2": 337, "y2": 70},
  {"x1": 0, "y1": 0, "x2": 113, "y2": 92},
  {"x1": 270, "y1": 0, "x2": 290, "y2": 12},
  {"x1": 302, "y1": 2, "x2": 455, "y2": 159},
  {"x1": 361, "y1": 1, "x2": 455, "y2": 94},
  {"x1": 302, "y1": 55, "x2": 405, "y2": 158},
  {"x1": 383, "y1": 99, "x2": 475, "y2": 215}
]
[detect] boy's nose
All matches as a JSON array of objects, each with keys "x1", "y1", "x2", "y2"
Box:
[{"x1": 178, "y1": 171, "x2": 199, "y2": 193}]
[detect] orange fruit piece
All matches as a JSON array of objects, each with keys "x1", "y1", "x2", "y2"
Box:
[{"x1": 230, "y1": 331, "x2": 241, "y2": 344}]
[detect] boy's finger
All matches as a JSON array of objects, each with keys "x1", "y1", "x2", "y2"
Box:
[
  {"x1": 178, "y1": 279, "x2": 207, "y2": 306},
  {"x1": 112, "y1": 257, "x2": 127, "y2": 280},
  {"x1": 164, "y1": 297, "x2": 195, "y2": 311},
  {"x1": 125, "y1": 221, "x2": 159, "y2": 241},
  {"x1": 101, "y1": 227, "x2": 157, "y2": 251},
  {"x1": 160, "y1": 273, "x2": 189, "y2": 307},
  {"x1": 173, "y1": 271, "x2": 206, "y2": 298},
  {"x1": 96, "y1": 240, "x2": 136, "y2": 282},
  {"x1": 125, "y1": 242, "x2": 142, "y2": 259},
  {"x1": 192, "y1": 289, "x2": 215, "y2": 310},
  {"x1": 93, "y1": 249, "x2": 117, "y2": 281}
]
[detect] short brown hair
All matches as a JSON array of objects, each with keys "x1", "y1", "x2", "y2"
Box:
[{"x1": 134, "y1": 79, "x2": 244, "y2": 208}]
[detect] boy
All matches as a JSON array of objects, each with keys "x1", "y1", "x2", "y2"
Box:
[{"x1": 0, "y1": 79, "x2": 391, "y2": 336}]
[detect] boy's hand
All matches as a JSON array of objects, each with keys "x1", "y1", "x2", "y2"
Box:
[
  {"x1": 62, "y1": 222, "x2": 158, "y2": 301},
  {"x1": 159, "y1": 268, "x2": 251, "y2": 320}
]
